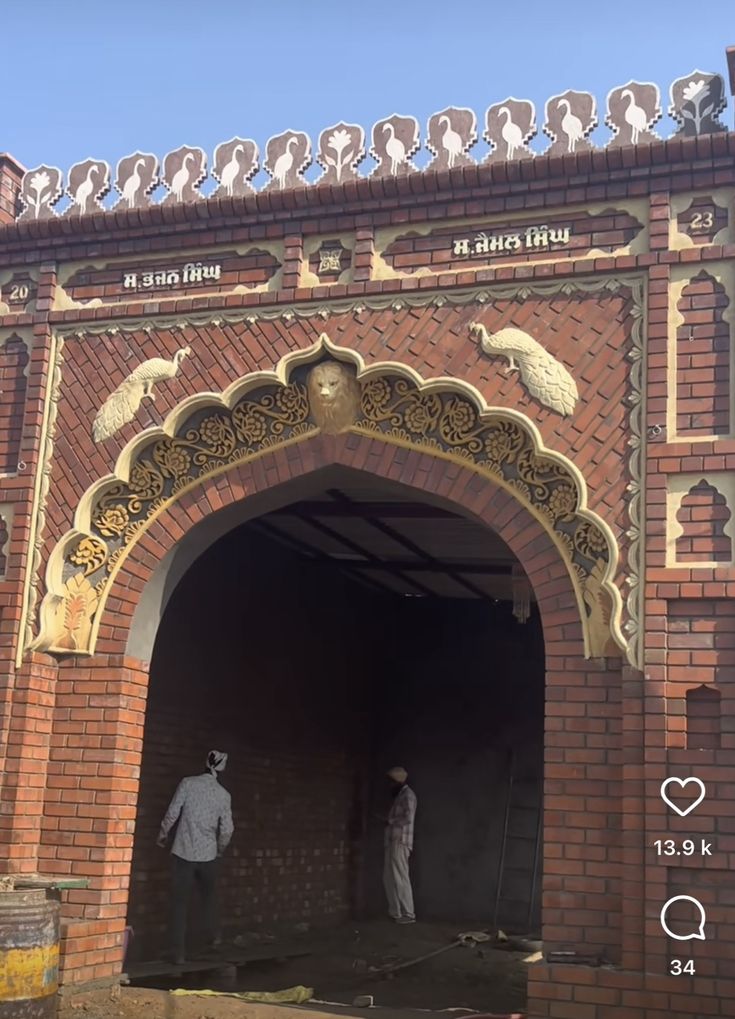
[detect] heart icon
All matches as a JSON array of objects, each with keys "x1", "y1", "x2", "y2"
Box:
[{"x1": 660, "y1": 777, "x2": 706, "y2": 817}]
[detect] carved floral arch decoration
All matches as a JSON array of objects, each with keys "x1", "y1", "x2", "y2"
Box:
[{"x1": 31, "y1": 333, "x2": 626, "y2": 661}]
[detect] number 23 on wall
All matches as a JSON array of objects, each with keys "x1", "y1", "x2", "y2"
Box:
[{"x1": 689, "y1": 210, "x2": 714, "y2": 231}]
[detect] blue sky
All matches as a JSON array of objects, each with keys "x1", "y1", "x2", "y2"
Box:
[{"x1": 2, "y1": 1, "x2": 732, "y2": 178}]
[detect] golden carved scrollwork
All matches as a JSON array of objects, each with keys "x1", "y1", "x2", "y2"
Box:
[
  {"x1": 65, "y1": 383, "x2": 314, "y2": 611},
  {"x1": 31, "y1": 333, "x2": 624, "y2": 661},
  {"x1": 354, "y1": 375, "x2": 611, "y2": 592}
]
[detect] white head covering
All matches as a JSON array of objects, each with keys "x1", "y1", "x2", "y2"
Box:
[
  {"x1": 387, "y1": 766, "x2": 408, "y2": 784},
  {"x1": 207, "y1": 750, "x2": 228, "y2": 776}
]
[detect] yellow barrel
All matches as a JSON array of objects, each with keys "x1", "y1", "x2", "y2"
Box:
[{"x1": 0, "y1": 888, "x2": 59, "y2": 1018}]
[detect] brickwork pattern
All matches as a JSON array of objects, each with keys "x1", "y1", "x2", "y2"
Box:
[
  {"x1": 125, "y1": 533, "x2": 374, "y2": 958},
  {"x1": 38, "y1": 288, "x2": 635, "y2": 609},
  {"x1": 675, "y1": 479, "x2": 733, "y2": 562},
  {"x1": 0, "y1": 512, "x2": 7, "y2": 577},
  {"x1": 686, "y1": 684, "x2": 722, "y2": 749},
  {"x1": 129, "y1": 709, "x2": 354, "y2": 958},
  {"x1": 665, "y1": 599, "x2": 735, "y2": 751},
  {"x1": 61, "y1": 248, "x2": 281, "y2": 306},
  {"x1": 0, "y1": 333, "x2": 29, "y2": 474},
  {"x1": 675, "y1": 272, "x2": 731, "y2": 436},
  {"x1": 379, "y1": 207, "x2": 644, "y2": 276},
  {"x1": 24, "y1": 437, "x2": 622, "y2": 991}
]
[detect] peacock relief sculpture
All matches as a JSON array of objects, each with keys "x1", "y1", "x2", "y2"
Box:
[
  {"x1": 92, "y1": 346, "x2": 191, "y2": 442},
  {"x1": 469, "y1": 323, "x2": 578, "y2": 416}
]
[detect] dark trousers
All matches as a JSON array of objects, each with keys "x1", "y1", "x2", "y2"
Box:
[{"x1": 170, "y1": 853, "x2": 219, "y2": 959}]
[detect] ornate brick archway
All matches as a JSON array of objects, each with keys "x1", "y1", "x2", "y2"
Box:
[
  {"x1": 102, "y1": 431, "x2": 583, "y2": 660},
  {"x1": 22, "y1": 333, "x2": 629, "y2": 989},
  {"x1": 37, "y1": 428, "x2": 626, "y2": 990},
  {"x1": 30, "y1": 334, "x2": 625, "y2": 663}
]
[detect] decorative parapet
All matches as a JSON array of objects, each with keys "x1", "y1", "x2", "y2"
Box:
[{"x1": 13, "y1": 69, "x2": 729, "y2": 223}]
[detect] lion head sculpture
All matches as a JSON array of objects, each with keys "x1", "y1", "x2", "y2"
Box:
[{"x1": 306, "y1": 361, "x2": 362, "y2": 435}]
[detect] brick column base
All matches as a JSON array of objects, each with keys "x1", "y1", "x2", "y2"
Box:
[
  {"x1": 39, "y1": 654, "x2": 149, "y2": 985},
  {"x1": 529, "y1": 962, "x2": 725, "y2": 1018}
]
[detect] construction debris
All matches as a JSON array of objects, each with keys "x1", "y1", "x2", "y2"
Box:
[
  {"x1": 369, "y1": 931, "x2": 492, "y2": 978},
  {"x1": 170, "y1": 985, "x2": 314, "y2": 1004}
]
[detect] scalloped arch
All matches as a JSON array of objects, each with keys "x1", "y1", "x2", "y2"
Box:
[{"x1": 29, "y1": 333, "x2": 626, "y2": 661}]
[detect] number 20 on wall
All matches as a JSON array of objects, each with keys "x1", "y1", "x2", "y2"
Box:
[{"x1": 0, "y1": 283, "x2": 29, "y2": 302}]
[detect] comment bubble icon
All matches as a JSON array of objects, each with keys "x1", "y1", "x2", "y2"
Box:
[{"x1": 660, "y1": 895, "x2": 706, "y2": 942}]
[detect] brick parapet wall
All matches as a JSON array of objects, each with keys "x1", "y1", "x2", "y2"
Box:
[
  {"x1": 0, "y1": 154, "x2": 23, "y2": 224},
  {"x1": 0, "y1": 136, "x2": 733, "y2": 272},
  {"x1": 1, "y1": 132, "x2": 733, "y2": 254}
]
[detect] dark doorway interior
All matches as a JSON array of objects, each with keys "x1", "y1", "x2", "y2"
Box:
[{"x1": 126, "y1": 473, "x2": 544, "y2": 973}]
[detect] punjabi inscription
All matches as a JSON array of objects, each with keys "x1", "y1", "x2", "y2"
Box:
[
  {"x1": 122, "y1": 261, "x2": 222, "y2": 290},
  {"x1": 453, "y1": 224, "x2": 571, "y2": 257}
]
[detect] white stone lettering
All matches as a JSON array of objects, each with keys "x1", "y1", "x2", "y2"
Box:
[
  {"x1": 183, "y1": 262, "x2": 204, "y2": 284},
  {"x1": 120, "y1": 263, "x2": 222, "y2": 290},
  {"x1": 453, "y1": 225, "x2": 571, "y2": 258},
  {"x1": 548, "y1": 227, "x2": 570, "y2": 244}
]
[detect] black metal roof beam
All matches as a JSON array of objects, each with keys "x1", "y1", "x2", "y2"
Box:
[
  {"x1": 321, "y1": 559, "x2": 512, "y2": 576},
  {"x1": 250, "y1": 519, "x2": 399, "y2": 598},
  {"x1": 285, "y1": 511, "x2": 437, "y2": 598},
  {"x1": 325, "y1": 489, "x2": 495, "y2": 602},
  {"x1": 269, "y1": 501, "x2": 457, "y2": 520}
]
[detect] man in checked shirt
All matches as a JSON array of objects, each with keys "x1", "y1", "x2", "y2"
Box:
[
  {"x1": 382, "y1": 766, "x2": 418, "y2": 924},
  {"x1": 157, "y1": 750, "x2": 234, "y2": 964}
]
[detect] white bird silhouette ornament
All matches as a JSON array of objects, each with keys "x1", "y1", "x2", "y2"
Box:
[
  {"x1": 558, "y1": 99, "x2": 584, "y2": 153},
  {"x1": 121, "y1": 158, "x2": 146, "y2": 208},
  {"x1": 469, "y1": 323, "x2": 578, "y2": 417},
  {"x1": 438, "y1": 115, "x2": 463, "y2": 168},
  {"x1": 498, "y1": 106, "x2": 524, "y2": 159},
  {"x1": 273, "y1": 137, "x2": 298, "y2": 189},
  {"x1": 92, "y1": 347, "x2": 191, "y2": 442},
  {"x1": 621, "y1": 89, "x2": 648, "y2": 144}
]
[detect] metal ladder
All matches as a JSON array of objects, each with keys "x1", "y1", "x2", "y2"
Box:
[{"x1": 492, "y1": 746, "x2": 543, "y2": 936}]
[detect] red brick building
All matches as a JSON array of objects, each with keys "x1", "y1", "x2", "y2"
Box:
[{"x1": 1, "y1": 54, "x2": 735, "y2": 1018}]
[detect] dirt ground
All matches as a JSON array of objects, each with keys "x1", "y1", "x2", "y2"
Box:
[{"x1": 59, "y1": 921, "x2": 530, "y2": 1019}]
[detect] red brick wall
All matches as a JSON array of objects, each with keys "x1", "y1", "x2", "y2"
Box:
[
  {"x1": 0, "y1": 155, "x2": 23, "y2": 224},
  {"x1": 686, "y1": 685, "x2": 721, "y2": 749},
  {"x1": 674, "y1": 479, "x2": 732, "y2": 563},
  {"x1": 30, "y1": 437, "x2": 623, "y2": 993},
  {"x1": 0, "y1": 512, "x2": 7, "y2": 577},
  {"x1": 125, "y1": 528, "x2": 375, "y2": 959},
  {"x1": 0, "y1": 333, "x2": 29, "y2": 474},
  {"x1": 665, "y1": 598, "x2": 735, "y2": 751},
  {"x1": 675, "y1": 271, "x2": 731, "y2": 437},
  {"x1": 36, "y1": 285, "x2": 636, "y2": 602}
]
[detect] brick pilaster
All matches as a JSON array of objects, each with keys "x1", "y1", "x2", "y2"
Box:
[{"x1": 0, "y1": 153, "x2": 23, "y2": 224}]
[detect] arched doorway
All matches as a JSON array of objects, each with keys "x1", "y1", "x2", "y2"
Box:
[
  {"x1": 125, "y1": 463, "x2": 546, "y2": 1012},
  {"x1": 36, "y1": 342, "x2": 625, "y2": 1013}
]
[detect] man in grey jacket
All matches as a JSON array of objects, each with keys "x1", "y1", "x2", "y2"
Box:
[{"x1": 157, "y1": 750, "x2": 234, "y2": 964}]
